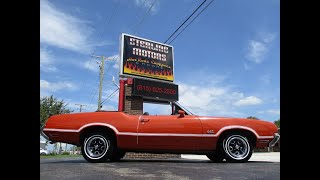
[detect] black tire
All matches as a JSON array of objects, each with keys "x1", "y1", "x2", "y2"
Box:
[
  {"x1": 206, "y1": 151, "x2": 224, "y2": 162},
  {"x1": 220, "y1": 134, "x2": 253, "y2": 163},
  {"x1": 110, "y1": 151, "x2": 126, "y2": 162},
  {"x1": 81, "y1": 131, "x2": 114, "y2": 163},
  {"x1": 40, "y1": 152, "x2": 46, "y2": 155}
]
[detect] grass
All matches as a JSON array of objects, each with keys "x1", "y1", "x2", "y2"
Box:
[{"x1": 40, "y1": 154, "x2": 82, "y2": 158}]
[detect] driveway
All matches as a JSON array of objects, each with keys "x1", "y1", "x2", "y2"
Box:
[{"x1": 40, "y1": 153, "x2": 280, "y2": 180}]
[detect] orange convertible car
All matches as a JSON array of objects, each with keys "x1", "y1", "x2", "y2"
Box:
[{"x1": 41, "y1": 102, "x2": 280, "y2": 163}]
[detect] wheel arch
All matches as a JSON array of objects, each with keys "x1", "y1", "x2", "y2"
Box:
[
  {"x1": 79, "y1": 125, "x2": 118, "y2": 147},
  {"x1": 217, "y1": 128, "x2": 257, "y2": 147}
]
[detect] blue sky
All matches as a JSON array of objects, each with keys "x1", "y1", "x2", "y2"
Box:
[{"x1": 40, "y1": 0, "x2": 279, "y2": 122}]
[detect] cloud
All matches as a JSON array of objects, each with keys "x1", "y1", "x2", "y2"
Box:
[
  {"x1": 82, "y1": 60, "x2": 99, "y2": 72},
  {"x1": 40, "y1": 80, "x2": 77, "y2": 93},
  {"x1": 233, "y1": 96, "x2": 263, "y2": 106},
  {"x1": 266, "y1": 109, "x2": 280, "y2": 115},
  {"x1": 258, "y1": 109, "x2": 280, "y2": 115},
  {"x1": 179, "y1": 83, "x2": 227, "y2": 108},
  {"x1": 114, "y1": 72, "x2": 261, "y2": 117},
  {"x1": 246, "y1": 40, "x2": 267, "y2": 63},
  {"x1": 261, "y1": 32, "x2": 276, "y2": 43},
  {"x1": 107, "y1": 54, "x2": 119, "y2": 65},
  {"x1": 112, "y1": 55, "x2": 120, "y2": 70},
  {"x1": 40, "y1": 48, "x2": 58, "y2": 72},
  {"x1": 40, "y1": 0, "x2": 93, "y2": 53},
  {"x1": 135, "y1": 0, "x2": 159, "y2": 14},
  {"x1": 144, "y1": 103, "x2": 172, "y2": 115},
  {"x1": 80, "y1": 54, "x2": 119, "y2": 73},
  {"x1": 246, "y1": 32, "x2": 276, "y2": 64},
  {"x1": 40, "y1": 48, "x2": 52, "y2": 65},
  {"x1": 176, "y1": 81, "x2": 246, "y2": 117}
]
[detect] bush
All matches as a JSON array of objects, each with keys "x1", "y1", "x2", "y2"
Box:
[{"x1": 62, "y1": 151, "x2": 70, "y2": 155}]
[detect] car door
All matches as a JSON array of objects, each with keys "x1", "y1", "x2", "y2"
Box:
[{"x1": 137, "y1": 114, "x2": 203, "y2": 150}]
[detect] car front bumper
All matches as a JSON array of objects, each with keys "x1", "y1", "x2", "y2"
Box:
[
  {"x1": 40, "y1": 130, "x2": 50, "y2": 141},
  {"x1": 268, "y1": 133, "x2": 280, "y2": 147}
]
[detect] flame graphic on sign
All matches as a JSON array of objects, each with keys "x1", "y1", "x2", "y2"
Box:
[{"x1": 124, "y1": 62, "x2": 173, "y2": 81}]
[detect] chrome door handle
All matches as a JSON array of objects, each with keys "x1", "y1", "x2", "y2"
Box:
[{"x1": 140, "y1": 119, "x2": 150, "y2": 122}]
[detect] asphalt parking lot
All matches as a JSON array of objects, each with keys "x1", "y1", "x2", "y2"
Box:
[{"x1": 40, "y1": 153, "x2": 280, "y2": 180}]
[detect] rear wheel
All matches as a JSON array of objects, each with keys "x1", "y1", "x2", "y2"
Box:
[
  {"x1": 207, "y1": 138, "x2": 225, "y2": 162},
  {"x1": 206, "y1": 151, "x2": 224, "y2": 162},
  {"x1": 81, "y1": 132, "x2": 114, "y2": 163}
]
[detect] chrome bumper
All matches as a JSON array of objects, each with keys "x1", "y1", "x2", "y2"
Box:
[
  {"x1": 40, "y1": 129, "x2": 50, "y2": 141},
  {"x1": 269, "y1": 133, "x2": 280, "y2": 147}
]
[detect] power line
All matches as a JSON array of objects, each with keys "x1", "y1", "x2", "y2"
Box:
[
  {"x1": 102, "y1": 55, "x2": 119, "y2": 92},
  {"x1": 133, "y1": 0, "x2": 157, "y2": 35},
  {"x1": 133, "y1": 0, "x2": 148, "y2": 18},
  {"x1": 88, "y1": 76, "x2": 100, "y2": 104},
  {"x1": 87, "y1": 56, "x2": 117, "y2": 111},
  {"x1": 91, "y1": 55, "x2": 114, "y2": 110},
  {"x1": 103, "y1": 81, "x2": 115, "y2": 85},
  {"x1": 163, "y1": 0, "x2": 208, "y2": 44},
  {"x1": 84, "y1": 2, "x2": 119, "y2": 75},
  {"x1": 91, "y1": 2, "x2": 120, "y2": 56},
  {"x1": 84, "y1": 1, "x2": 120, "y2": 103},
  {"x1": 83, "y1": 0, "x2": 119, "y2": 110},
  {"x1": 168, "y1": 0, "x2": 215, "y2": 44},
  {"x1": 103, "y1": 55, "x2": 119, "y2": 79},
  {"x1": 101, "y1": 88, "x2": 119, "y2": 105}
]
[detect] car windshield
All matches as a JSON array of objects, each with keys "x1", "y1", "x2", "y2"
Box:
[{"x1": 173, "y1": 101, "x2": 194, "y2": 115}]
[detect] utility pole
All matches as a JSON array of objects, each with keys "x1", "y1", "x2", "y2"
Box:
[
  {"x1": 91, "y1": 55, "x2": 113, "y2": 111},
  {"x1": 75, "y1": 104, "x2": 86, "y2": 112}
]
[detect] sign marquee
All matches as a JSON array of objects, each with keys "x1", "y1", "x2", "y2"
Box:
[
  {"x1": 132, "y1": 78, "x2": 178, "y2": 101},
  {"x1": 120, "y1": 33, "x2": 174, "y2": 82}
]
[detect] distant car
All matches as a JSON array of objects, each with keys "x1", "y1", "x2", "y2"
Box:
[
  {"x1": 40, "y1": 148, "x2": 48, "y2": 155},
  {"x1": 74, "y1": 150, "x2": 81, "y2": 155}
]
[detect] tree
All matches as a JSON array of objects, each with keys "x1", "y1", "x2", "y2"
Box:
[
  {"x1": 247, "y1": 116, "x2": 259, "y2": 120},
  {"x1": 40, "y1": 95, "x2": 72, "y2": 129},
  {"x1": 274, "y1": 119, "x2": 280, "y2": 128}
]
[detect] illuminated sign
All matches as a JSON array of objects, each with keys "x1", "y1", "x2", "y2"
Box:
[
  {"x1": 120, "y1": 33, "x2": 174, "y2": 82},
  {"x1": 132, "y1": 78, "x2": 178, "y2": 101}
]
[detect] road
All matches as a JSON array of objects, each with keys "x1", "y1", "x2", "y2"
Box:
[{"x1": 40, "y1": 156, "x2": 280, "y2": 180}]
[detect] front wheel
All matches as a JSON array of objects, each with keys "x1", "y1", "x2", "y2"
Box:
[
  {"x1": 81, "y1": 132, "x2": 114, "y2": 163},
  {"x1": 221, "y1": 134, "x2": 253, "y2": 163}
]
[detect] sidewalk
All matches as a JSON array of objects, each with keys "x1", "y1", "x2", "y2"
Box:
[{"x1": 181, "y1": 152, "x2": 280, "y2": 162}]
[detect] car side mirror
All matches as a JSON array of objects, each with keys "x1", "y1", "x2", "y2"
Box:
[{"x1": 178, "y1": 110, "x2": 185, "y2": 118}]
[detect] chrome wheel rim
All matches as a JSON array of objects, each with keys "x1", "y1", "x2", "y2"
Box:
[
  {"x1": 224, "y1": 135, "x2": 250, "y2": 160},
  {"x1": 84, "y1": 135, "x2": 109, "y2": 159}
]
